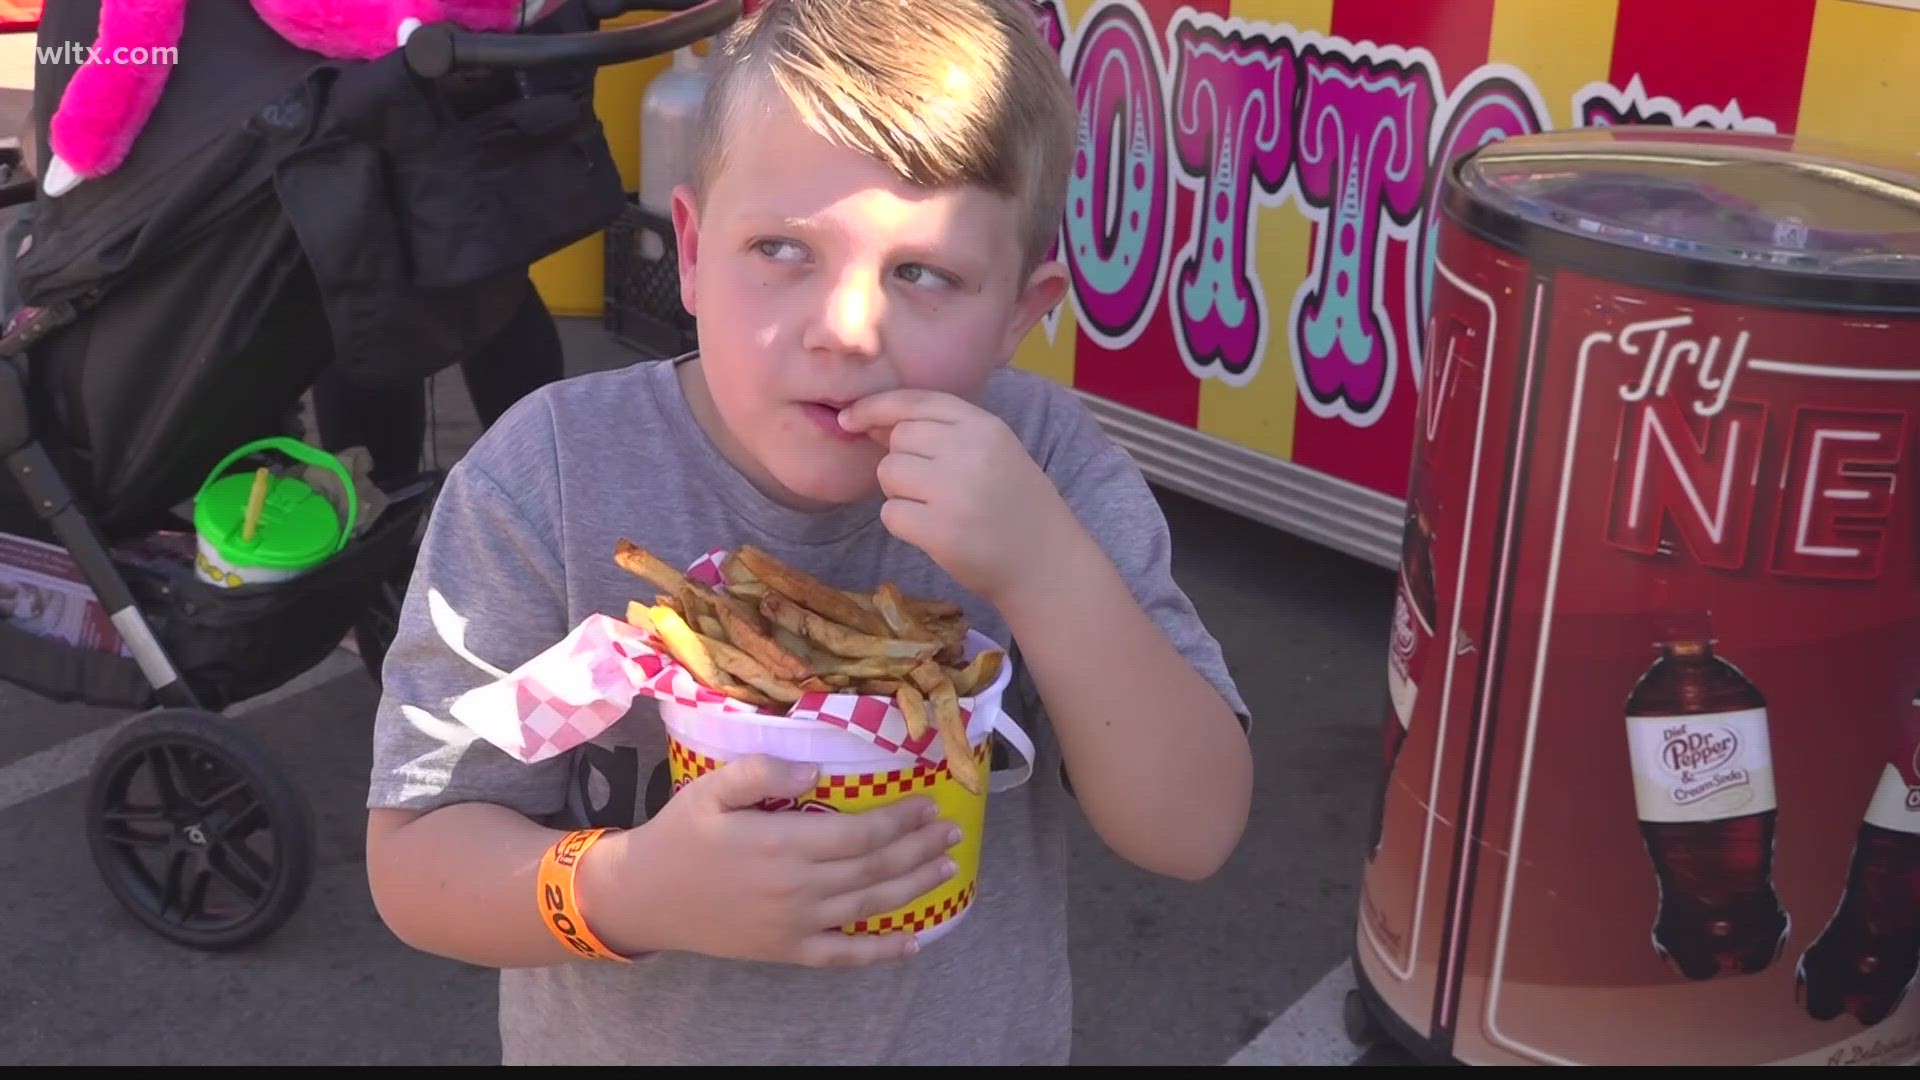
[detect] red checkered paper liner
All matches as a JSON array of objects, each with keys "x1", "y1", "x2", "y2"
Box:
[{"x1": 448, "y1": 547, "x2": 983, "y2": 767}]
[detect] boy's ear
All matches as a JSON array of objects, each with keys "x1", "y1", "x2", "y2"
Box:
[
  {"x1": 670, "y1": 183, "x2": 701, "y2": 316},
  {"x1": 1001, "y1": 259, "x2": 1070, "y2": 358}
]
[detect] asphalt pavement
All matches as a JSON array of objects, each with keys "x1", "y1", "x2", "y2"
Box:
[{"x1": 0, "y1": 320, "x2": 1418, "y2": 1065}]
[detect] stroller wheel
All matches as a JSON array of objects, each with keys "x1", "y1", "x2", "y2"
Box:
[{"x1": 85, "y1": 710, "x2": 314, "y2": 952}]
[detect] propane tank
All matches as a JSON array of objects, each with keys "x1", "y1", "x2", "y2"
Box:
[{"x1": 639, "y1": 43, "x2": 717, "y2": 223}]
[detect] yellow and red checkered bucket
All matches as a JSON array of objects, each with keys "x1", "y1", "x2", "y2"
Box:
[{"x1": 658, "y1": 641, "x2": 1032, "y2": 946}]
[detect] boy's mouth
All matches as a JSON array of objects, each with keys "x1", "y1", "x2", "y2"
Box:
[{"x1": 800, "y1": 400, "x2": 868, "y2": 443}]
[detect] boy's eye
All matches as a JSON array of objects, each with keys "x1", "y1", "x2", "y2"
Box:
[
  {"x1": 753, "y1": 239, "x2": 807, "y2": 263},
  {"x1": 896, "y1": 263, "x2": 958, "y2": 289}
]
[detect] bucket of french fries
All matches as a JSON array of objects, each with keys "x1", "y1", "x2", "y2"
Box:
[{"x1": 448, "y1": 542, "x2": 1035, "y2": 946}]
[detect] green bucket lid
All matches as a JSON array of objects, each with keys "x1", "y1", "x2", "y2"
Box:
[{"x1": 193, "y1": 437, "x2": 358, "y2": 571}]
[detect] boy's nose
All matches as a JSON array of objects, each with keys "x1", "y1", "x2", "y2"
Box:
[{"x1": 804, "y1": 271, "x2": 884, "y2": 359}]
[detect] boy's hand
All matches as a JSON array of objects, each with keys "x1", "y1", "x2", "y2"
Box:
[
  {"x1": 837, "y1": 389, "x2": 1077, "y2": 606},
  {"x1": 605, "y1": 754, "x2": 962, "y2": 968}
]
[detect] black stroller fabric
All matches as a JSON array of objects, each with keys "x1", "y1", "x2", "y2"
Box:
[
  {"x1": 22, "y1": 0, "x2": 623, "y2": 312},
  {"x1": 28, "y1": 203, "x2": 329, "y2": 537},
  {"x1": 0, "y1": 0, "x2": 628, "y2": 709},
  {"x1": 16, "y1": 0, "x2": 625, "y2": 529},
  {"x1": 22, "y1": 0, "x2": 320, "y2": 296},
  {"x1": 0, "y1": 474, "x2": 439, "y2": 713}
]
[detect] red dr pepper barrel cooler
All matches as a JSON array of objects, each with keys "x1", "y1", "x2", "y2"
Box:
[{"x1": 1349, "y1": 127, "x2": 1920, "y2": 1067}]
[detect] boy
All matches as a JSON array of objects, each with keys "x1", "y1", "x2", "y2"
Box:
[{"x1": 363, "y1": 0, "x2": 1253, "y2": 1066}]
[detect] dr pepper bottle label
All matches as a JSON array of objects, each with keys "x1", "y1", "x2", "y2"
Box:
[
  {"x1": 1861, "y1": 697, "x2": 1920, "y2": 833},
  {"x1": 1626, "y1": 706, "x2": 1776, "y2": 823}
]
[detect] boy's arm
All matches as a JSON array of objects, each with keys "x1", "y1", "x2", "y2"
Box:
[
  {"x1": 361, "y1": 431, "x2": 611, "y2": 968},
  {"x1": 367, "y1": 803, "x2": 610, "y2": 968},
  {"x1": 837, "y1": 390, "x2": 1253, "y2": 883},
  {"x1": 999, "y1": 451, "x2": 1252, "y2": 883}
]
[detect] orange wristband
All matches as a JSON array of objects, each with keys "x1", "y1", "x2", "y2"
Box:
[{"x1": 538, "y1": 828, "x2": 632, "y2": 963}]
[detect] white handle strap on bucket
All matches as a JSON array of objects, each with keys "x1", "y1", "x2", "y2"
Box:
[{"x1": 988, "y1": 711, "x2": 1037, "y2": 794}]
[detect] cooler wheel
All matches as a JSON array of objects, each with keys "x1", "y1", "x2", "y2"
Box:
[
  {"x1": 85, "y1": 709, "x2": 314, "y2": 951},
  {"x1": 1344, "y1": 987, "x2": 1387, "y2": 1048}
]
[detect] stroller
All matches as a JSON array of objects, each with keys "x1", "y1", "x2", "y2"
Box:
[{"x1": 0, "y1": 0, "x2": 740, "y2": 952}]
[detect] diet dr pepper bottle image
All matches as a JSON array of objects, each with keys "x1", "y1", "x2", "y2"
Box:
[
  {"x1": 1624, "y1": 611, "x2": 1788, "y2": 982},
  {"x1": 1350, "y1": 128, "x2": 1920, "y2": 1067},
  {"x1": 1796, "y1": 688, "x2": 1920, "y2": 1025}
]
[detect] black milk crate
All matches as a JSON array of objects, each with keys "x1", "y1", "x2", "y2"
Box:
[{"x1": 604, "y1": 197, "x2": 697, "y2": 359}]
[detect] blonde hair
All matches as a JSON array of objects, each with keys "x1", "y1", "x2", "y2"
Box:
[{"x1": 693, "y1": 0, "x2": 1076, "y2": 275}]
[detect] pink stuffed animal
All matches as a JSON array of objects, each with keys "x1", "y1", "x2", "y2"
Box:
[{"x1": 44, "y1": 0, "x2": 570, "y2": 196}]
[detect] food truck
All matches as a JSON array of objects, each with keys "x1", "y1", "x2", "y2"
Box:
[{"x1": 542, "y1": 0, "x2": 1920, "y2": 571}]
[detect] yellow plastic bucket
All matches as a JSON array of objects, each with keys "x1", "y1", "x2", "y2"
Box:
[{"x1": 658, "y1": 632, "x2": 1032, "y2": 945}]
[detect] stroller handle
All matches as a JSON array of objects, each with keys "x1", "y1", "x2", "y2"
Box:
[{"x1": 403, "y1": 0, "x2": 743, "y2": 80}]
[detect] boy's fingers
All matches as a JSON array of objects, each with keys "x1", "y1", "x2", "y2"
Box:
[
  {"x1": 876, "y1": 418, "x2": 946, "y2": 457},
  {"x1": 698, "y1": 754, "x2": 819, "y2": 812},
  {"x1": 837, "y1": 389, "x2": 966, "y2": 434},
  {"x1": 793, "y1": 928, "x2": 921, "y2": 968},
  {"x1": 814, "y1": 840, "x2": 960, "y2": 929},
  {"x1": 878, "y1": 498, "x2": 933, "y2": 543},
  {"x1": 875, "y1": 452, "x2": 939, "y2": 504},
  {"x1": 810, "y1": 814, "x2": 958, "y2": 899},
  {"x1": 765, "y1": 794, "x2": 939, "y2": 861}
]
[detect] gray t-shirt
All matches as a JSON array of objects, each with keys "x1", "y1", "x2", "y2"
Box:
[{"x1": 366, "y1": 355, "x2": 1247, "y2": 1066}]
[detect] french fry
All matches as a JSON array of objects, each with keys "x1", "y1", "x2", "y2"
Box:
[
  {"x1": 717, "y1": 679, "x2": 780, "y2": 710},
  {"x1": 798, "y1": 676, "x2": 834, "y2": 694},
  {"x1": 950, "y1": 649, "x2": 1005, "y2": 696},
  {"x1": 645, "y1": 604, "x2": 727, "y2": 692},
  {"x1": 815, "y1": 655, "x2": 923, "y2": 679},
  {"x1": 725, "y1": 580, "x2": 769, "y2": 602},
  {"x1": 896, "y1": 683, "x2": 931, "y2": 740},
  {"x1": 711, "y1": 600, "x2": 814, "y2": 682},
  {"x1": 697, "y1": 614, "x2": 726, "y2": 640},
  {"x1": 851, "y1": 591, "x2": 964, "y2": 623},
  {"x1": 928, "y1": 672, "x2": 980, "y2": 795},
  {"x1": 625, "y1": 600, "x2": 652, "y2": 629},
  {"x1": 773, "y1": 626, "x2": 820, "y2": 664},
  {"x1": 615, "y1": 539, "x2": 687, "y2": 596},
  {"x1": 907, "y1": 596, "x2": 964, "y2": 621},
  {"x1": 698, "y1": 631, "x2": 806, "y2": 704},
  {"x1": 719, "y1": 552, "x2": 760, "y2": 589},
  {"x1": 923, "y1": 615, "x2": 968, "y2": 648},
  {"x1": 874, "y1": 581, "x2": 940, "y2": 643},
  {"x1": 737, "y1": 545, "x2": 894, "y2": 637},
  {"x1": 857, "y1": 678, "x2": 903, "y2": 694},
  {"x1": 700, "y1": 581, "x2": 771, "y2": 635},
  {"x1": 908, "y1": 659, "x2": 946, "y2": 696},
  {"x1": 677, "y1": 582, "x2": 712, "y2": 626},
  {"x1": 761, "y1": 592, "x2": 939, "y2": 662}
]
